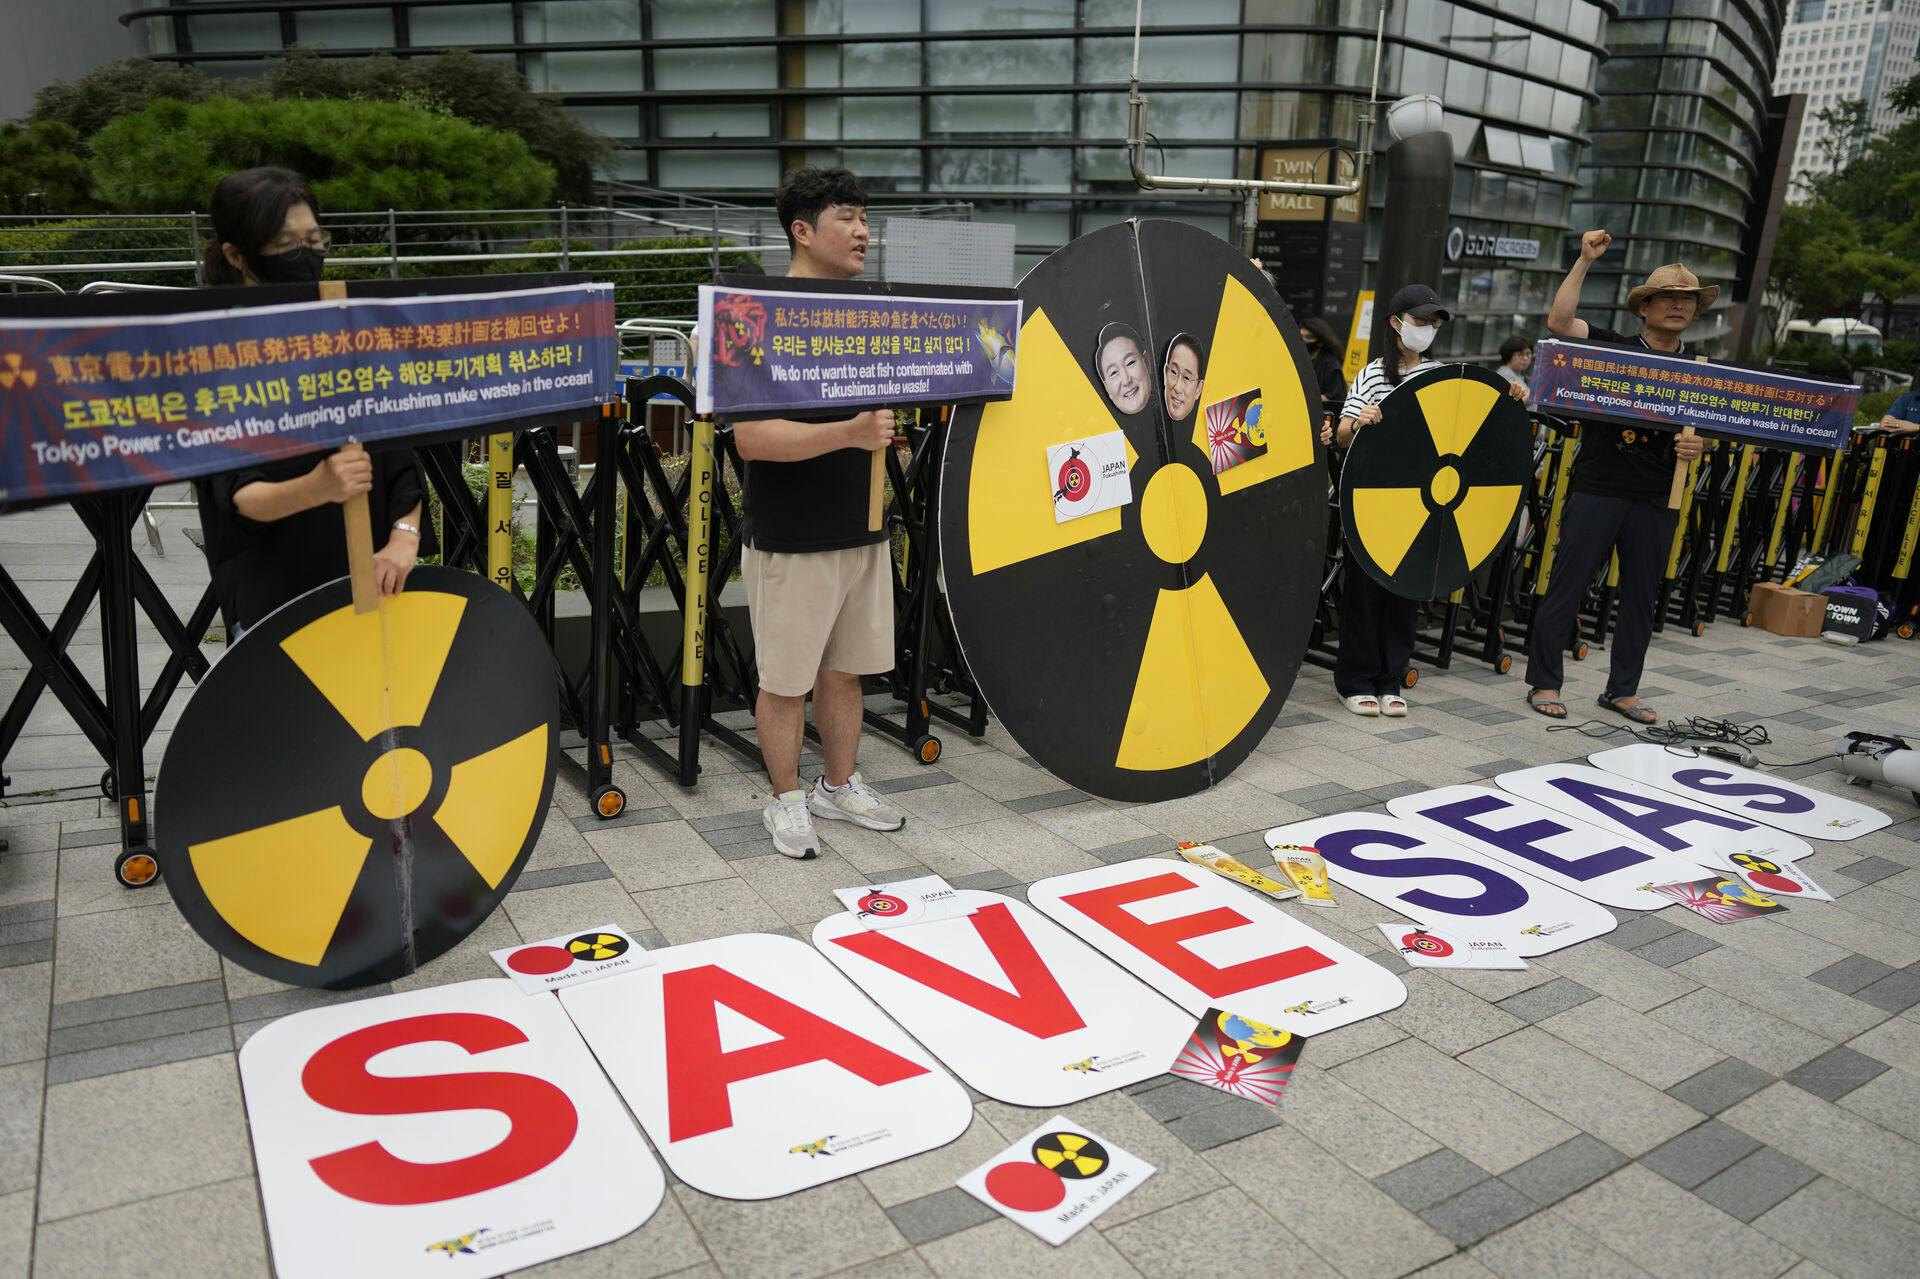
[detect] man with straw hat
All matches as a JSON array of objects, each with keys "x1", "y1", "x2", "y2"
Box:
[{"x1": 1524, "y1": 230, "x2": 1709, "y2": 725}]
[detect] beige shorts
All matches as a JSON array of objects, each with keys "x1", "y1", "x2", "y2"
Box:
[{"x1": 743, "y1": 541, "x2": 895, "y2": 696}]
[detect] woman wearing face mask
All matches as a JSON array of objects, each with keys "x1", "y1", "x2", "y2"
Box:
[
  {"x1": 193, "y1": 167, "x2": 434, "y2": 636},
  {"x1": 1299, "y1": 315, "x2": 1348, "y2": 430},
  {"x1": 1317, "y1": 285, "x2": 1526, "y2": 716}
]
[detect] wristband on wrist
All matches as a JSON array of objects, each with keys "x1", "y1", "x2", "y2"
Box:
[{"x1": 391, "y1": 521, "x2": 421, "y2": 538}]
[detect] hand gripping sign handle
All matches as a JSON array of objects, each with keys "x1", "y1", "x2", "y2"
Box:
[
  {"x1": 1668, "y1": 355, "x2": 1709, "y2": 511},
  {"x1": 314, "y1": 284, "x2": 381, "y2": 615}
]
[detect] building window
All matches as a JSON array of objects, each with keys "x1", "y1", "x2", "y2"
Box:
[
  {"x1": 407, "y1": 4, "x2": 514, "y2": 46},
  {"x1": 295, "y1": 9, "x2": 393, "y2": 49}
]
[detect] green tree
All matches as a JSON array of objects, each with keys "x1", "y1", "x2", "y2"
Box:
[
  {"x1": 1769, "y1": 77, "x2": 1920, "y2": 337},
  {"x1": 27, "y1": 59, "x2": 224, "y2": 140},
  {"x1": 89, "y1": 96, "x2": 556, "y2": 213},
  {"x1": 264, "y1": 50, "x2": 612, "y2": 204},
  {"x1": 21, "y1": 51, "x2": 612, "y2": 206},
  {"x1": 0, "y1": 121, "x2": 94, "y2": 214}
]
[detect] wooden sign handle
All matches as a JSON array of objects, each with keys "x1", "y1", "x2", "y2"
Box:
[
  {"x1": 1667, "y1": 426, "x2": 1695, "y2": 511},
  {"x1": 340, "y1": 441, "x2": 379, "y2": 614},
  {"x1": 868, "y1": 443, "x2": 887, "y2": 533}
]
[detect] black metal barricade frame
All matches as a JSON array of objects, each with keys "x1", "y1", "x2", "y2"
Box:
[{"x1": 0, "y1": 273, "x2": 632, "y2": 881}]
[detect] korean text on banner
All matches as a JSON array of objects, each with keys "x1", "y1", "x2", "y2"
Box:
[
  {"x1": 695, "y1": 283, "x2": 1020, "y2": 416},
  {"x1": 0, "y1": 283, "x2": 618, "y2": 505},
  {"x1": 1529, "y1": 338, "x2": 1857, "y2": 451}
]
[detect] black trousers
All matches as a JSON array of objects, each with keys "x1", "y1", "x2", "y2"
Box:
[
  {"x1": 1335, "y1": 561, "x2": 1419, "y2": 698},
  {"x1": 1524, "y1": 490, "x2": 1678, "y2": 702}
]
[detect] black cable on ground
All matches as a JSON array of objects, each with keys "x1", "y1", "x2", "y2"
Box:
[{"x1": 1545, "y1": 715, "x2": 1837, "y2": 769}]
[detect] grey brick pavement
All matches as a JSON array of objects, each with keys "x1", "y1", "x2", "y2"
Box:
[{"x1": 8, "y1": 497, "x2": 1920, "y2": 1276}]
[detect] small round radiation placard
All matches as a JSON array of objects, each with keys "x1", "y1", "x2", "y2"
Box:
[
  {"x1": 1339, "y1": 363, "x2": 1531, "y2": 600},
  {"x1": 155, "y1": 567, "x2": 559, "y2": 989},
  {"x1": 940, "y1": 221, "x2": 1324, "y2": 802}
]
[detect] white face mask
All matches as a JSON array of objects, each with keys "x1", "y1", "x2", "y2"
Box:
[{"x1": 1399, "y1": 318, "x2": 1437, "y2": 354}]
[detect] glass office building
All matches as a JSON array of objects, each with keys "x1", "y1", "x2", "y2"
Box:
[
  {"x1": 124, "y1": 1, "x2": 1781, "y2": 357},
  {"x1": 1573, "y1": 0, "x2": 1789, "y2": 349}
]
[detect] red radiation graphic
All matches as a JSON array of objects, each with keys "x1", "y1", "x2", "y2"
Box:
[
  {"x1": 858, "y1": 892, "x2": 910, "y2": 917},
  {"x1": 1402, "y1": 931, "x2": 1454, "y2": 958},
  {"x1": 1054, "y1": 451, "x2": 1092, "y2": 503}
]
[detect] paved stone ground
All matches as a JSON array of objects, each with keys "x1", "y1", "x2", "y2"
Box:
[{"x1": 8, "y1": 498, "x2": 1920, "y2": 1278}]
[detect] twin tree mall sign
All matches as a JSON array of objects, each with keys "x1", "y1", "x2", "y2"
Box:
[
  {"x1": 233, "y1": 743, "x2": 1876, "y2": 1273},
  {"x1": 1254, "y1": 141, "x2": 1365, "y2": 344}
]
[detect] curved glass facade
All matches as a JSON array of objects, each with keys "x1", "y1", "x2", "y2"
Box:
[
  {"x1": 1575, "y1": 0, "x2": 1787, "y2": 351},
  {"x1": 120, "y1": 0, "x2": 1783, "y2": 360}
]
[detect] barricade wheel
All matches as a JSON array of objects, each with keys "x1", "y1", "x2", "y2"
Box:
[
  {"x1": 1742, "y1": 612, "x2": 1754, "y2": 628},
  {"x1": 1402, "y1": 667, "x2": 1419, "y2": 689},
  {"x1": 1692, "y1": 621, "x2": 1706, "y2": 638},
  {"x1": 913, "y1": 734, "x2": 942, "y2": 764},
  {"x1": 100, "y1": 768, "x2": 115, "y2": 800},
  {"x1": 592, "y1": 784, "x2": 627, "y2": 819},
  {"x1": 1899, "y1": 621, "x2": 1916, "y2": 640},
  {"x1": 1496, "y1": 653, "x2": 1513, "y2": 675},
  {"x1": 1573, "y1": 641, "x2": 1590, "y2": 661},
  {"x1": 115, "y1": 848, "x2": 161, "y2": 889}
]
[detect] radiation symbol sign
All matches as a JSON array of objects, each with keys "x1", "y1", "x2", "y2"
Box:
[
  {"x1": 1340, "y1": 363, "x2": 1531, "y2": 599},
  {"x1": 1403, "y1": 931, "x2": 1454, "y2": 958},
  {"x1": 1033, "y1": 1131, "x2": 1107, "y2": 1178},
  {"x1": 940, "y1": 221, "x2": 1324, "y2": 802},
  {"x1": 155, "y1": 567, "x2": 559, "y2": 989}
]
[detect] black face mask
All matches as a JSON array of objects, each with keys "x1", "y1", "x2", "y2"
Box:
[{"x1": 250, "y1": 246, "x2": 326, "y2": 285}]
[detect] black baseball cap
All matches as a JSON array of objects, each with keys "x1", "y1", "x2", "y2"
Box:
[{"x1": 1386, "y1": 283, "x2": 1450, "y2": 321}]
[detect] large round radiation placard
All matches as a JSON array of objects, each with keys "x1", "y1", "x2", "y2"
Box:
[
  {"x1": 941, "y1": 221, "x2": 1323, "y2": 802},
  {"x1": 156, "y1": 567, "x2": 559, "y2": 989},
  {"x1": 1340, "y1": 363, "x2": 1530, "y2": 599}
]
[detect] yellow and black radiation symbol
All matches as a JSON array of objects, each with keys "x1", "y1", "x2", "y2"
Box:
[
  {"x1": 1032, "y1": 1131, "x2": 1108, "y2": 1179},
  {"x1": 1340, "y1": 364, "x2": 1531, "y2": 599},
  {"x1": 155, "y1": 567, "x2": 559, "y2": 990},
  {"x1": 941, "y1": 221, "x2": 1324, "y2": 802},
  {"x1": 568, "y1": 932, "x2": 628, "y2": 961}
]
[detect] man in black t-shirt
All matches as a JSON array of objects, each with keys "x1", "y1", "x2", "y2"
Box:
[
  {"x1": 1524, "y1": 230, "x2": 1710, "y2": 724},
  {"x1": 731, "y1": 167, "x2": 906, "y2": 858}
]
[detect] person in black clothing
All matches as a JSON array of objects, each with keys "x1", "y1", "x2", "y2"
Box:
[
  {"x1": 1299, "y1": 315, "x2": 1349, "y2": 429},
  {"x1": 1524, "y1": 230, "x2": 1709, "y2": 723},
  {"x1": 192, "y1": 167, "x2": 433, "y2": 634}
]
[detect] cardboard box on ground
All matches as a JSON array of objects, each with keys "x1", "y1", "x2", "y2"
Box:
[{"x1": 1747, "y1": 581, "x2": 1825, "y2": 637}]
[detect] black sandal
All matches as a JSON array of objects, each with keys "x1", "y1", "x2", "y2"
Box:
[
  {"x1": 1598, "y1": 695, "x2": 1657, "y2": 725},
  {"x1": 1527, "y1": 689, "x2": 1567, "y2": 719}
]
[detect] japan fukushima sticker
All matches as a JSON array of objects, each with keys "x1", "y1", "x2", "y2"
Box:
[
  {"x1": 830, "y1": 874, "x2": 973, "y2": 931},
  {"x1": 957, "y1": 1115, "x2": 1154, "y2": 1245},
  {"x1": 1047, "y1": 431, "x2": 1132, "y2": 523},
  {"x1": 1375, "y1": 923, "x2": 1528, "y2": 970}
]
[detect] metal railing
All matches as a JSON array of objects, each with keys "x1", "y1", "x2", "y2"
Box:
[{"x1": 0, "y1": 199, "x2": 974, "y2": 320}]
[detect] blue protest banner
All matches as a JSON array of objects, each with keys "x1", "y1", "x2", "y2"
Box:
[
  {"x1": 1531, "y1": 338, "x2": 1858, "y2": 451},
  {"x1": 0, "y1": 283, "x2": 617, "y2": 505},
  {"x1": 695, "y1": 282, "x2": 1020, "y2": 417}
]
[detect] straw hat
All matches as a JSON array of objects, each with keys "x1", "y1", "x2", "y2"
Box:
[{"x1": 1627, "y1": 263, "x2": 1718, "y2": 313}]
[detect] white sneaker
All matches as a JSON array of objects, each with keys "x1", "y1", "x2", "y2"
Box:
[
  {"x1": 809, "y1": 771, "x2": 906, "y2": 832},
  {"x1": 763, "y1": 789, "x2": 819, "y2": 859}
]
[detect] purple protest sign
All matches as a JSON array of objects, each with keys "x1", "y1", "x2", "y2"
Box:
[
  {"x1": 1531, "y1": 339, "x2": 1857, "y2": 451},
  {"x1": 695, "y1": 282, "x2": 1020, "y2": 416},
  {"x1": 0, "y1": 283, "x2": 617, "y2": 505}
]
